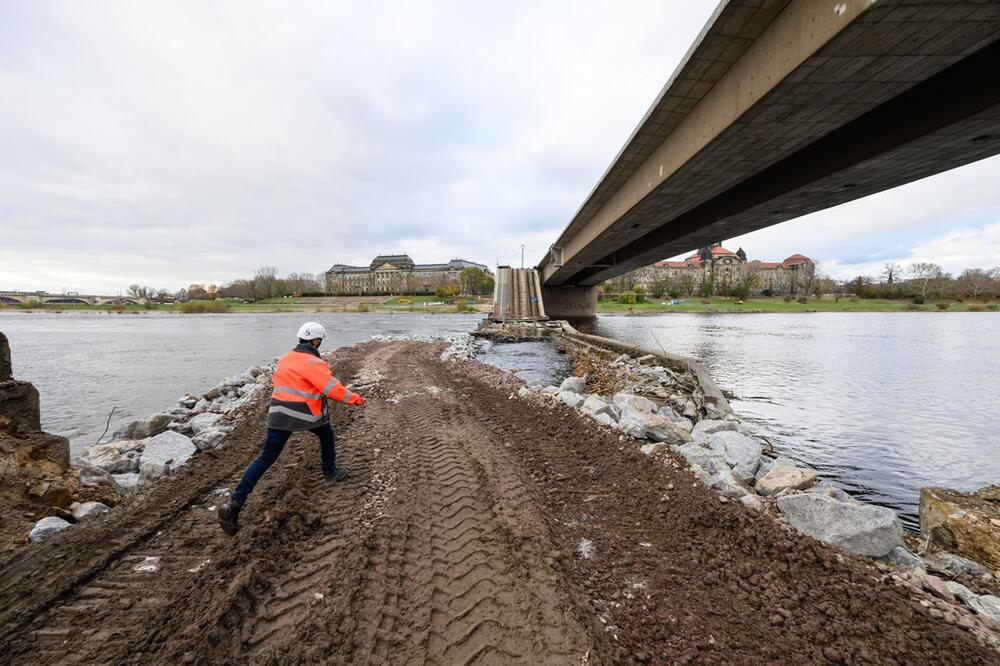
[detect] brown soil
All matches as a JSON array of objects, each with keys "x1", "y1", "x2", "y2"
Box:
[{"x1": 0, "y1": 341, "x2": 995, "y2": 664}]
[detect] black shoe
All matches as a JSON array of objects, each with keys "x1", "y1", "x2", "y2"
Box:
[
  {"x1": 219, "y1": 502, "x2": 241, "y2": 536},
  {"x1": 324, "y1": 468, "x2": 349, "y2": 484}
]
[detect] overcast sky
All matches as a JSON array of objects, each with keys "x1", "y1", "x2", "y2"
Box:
[{"x1": 2, "y1": 1, "x2": 998, "y2": 294}]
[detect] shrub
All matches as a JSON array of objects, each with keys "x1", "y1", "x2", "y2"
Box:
[
  {"x1": 397, "y1": 298, "x2": 412, "y2": 305},
  {"x1": 967, "y1": 304, "x2": 984, "y2": 312},
  {"x1": 905, "y1": 304, "x2": 923, "y2": 311},
  {"x1": 19, "y1": 299, "x2": 41, "y2": 309},
  {"x1": 782, "y1": 296, "x2": 794, "y2": 303},
  {"x1": 356, "y1": 303, "x2": 370, "y2": 313},
  {"x1": 797, "y1": 296, "x2": 808, "y2": 304},
  {"x1": 453, "y1": 299, "x2": 474, "y2": 313},
  {"x1": 180, "y1": 300, "x2": 231, "y2": 313},
  {"x1": 849, "y1": 296, "x2": 859, "y2": 303},
  {"x1": 761, "y1": 288, "x2": 774, "y2": 297},
  {"x1": 668, "y1": 289, "x2": 681, "y2": 299},
  {"x1": 935, "y1": 302, "x2": 950, "y2": 310},
  {"x1": 988, "y1": 303, "x2": 999, "y2": 311},
  {"x1": 618, "y1": 292, "x2": 637, "y2": 305},
  {"x1": 731, "y1": 284, "x2": 750, "y2": 300},
  {"x1": 911, "y1": 297, "x2": 924, "y2": 304}
]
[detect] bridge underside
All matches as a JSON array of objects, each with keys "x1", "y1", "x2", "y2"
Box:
[{"x1": 540, "y1": 1, "x2": 1000, "y2": 288}]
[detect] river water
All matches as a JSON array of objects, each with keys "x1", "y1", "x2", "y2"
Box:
[
  {"x1": 2, "y1": 311, "x2": 997, "y2": 528},
  {"x1": 579, "y1": 313, "x2": 1000, "y2": 529},
  {"x1": 0, "y1": 312, "x2": 481, "y2": 454}
]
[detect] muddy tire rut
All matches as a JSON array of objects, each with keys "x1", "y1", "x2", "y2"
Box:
[{"x1": 0, "y1": 341, "x2": 996, "y2": 664}]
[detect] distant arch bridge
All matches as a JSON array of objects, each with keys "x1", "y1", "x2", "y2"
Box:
[{"x1": 0, "y1": 292, "x2": 139, "y2": 306}]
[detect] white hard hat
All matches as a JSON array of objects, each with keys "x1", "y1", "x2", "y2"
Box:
[{"x1": 297, "y1": 322, "x2": 326, "y2": 341}]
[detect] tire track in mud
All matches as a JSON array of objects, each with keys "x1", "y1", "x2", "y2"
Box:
[{"x1": 339, "y1": 346, "x2": 590, "y2": 665}]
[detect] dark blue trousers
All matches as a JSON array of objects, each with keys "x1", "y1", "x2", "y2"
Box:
[{"x1": 231, "y1": 423, "x2": 336, "y2": 506}]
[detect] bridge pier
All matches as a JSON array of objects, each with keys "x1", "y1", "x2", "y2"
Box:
[{"x1": 540, "y1": 286, "x2": 597, "y2": 319}]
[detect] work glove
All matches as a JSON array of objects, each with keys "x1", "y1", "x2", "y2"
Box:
[{"x1": 348, "y1": 393, "x2": 364, "y2": 406}]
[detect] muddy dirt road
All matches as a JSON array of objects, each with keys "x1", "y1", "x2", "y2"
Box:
[{"x1": 0, "y1": 341, "x2": 996, "y2": 664}]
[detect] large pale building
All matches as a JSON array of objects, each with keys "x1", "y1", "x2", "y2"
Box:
[
  {"x1": 612, "y1": 243, "x2": 815, "y2": 296},
  {"x1": 325, "y1": 254, "x2": 490, "y2": 295}
]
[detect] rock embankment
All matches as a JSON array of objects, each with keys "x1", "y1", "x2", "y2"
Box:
[
  {"x1": 0, "y1": 332, "x2": 115, "y2": 549},
  {"x1": 71, "y1": 363, "x2": 273, "y2": 495},
  {"x1": 517, "y1": 344, "x2": 1000, "y2": 651},
  {"x1": 8, "y1": 349, "x2": 276, "y2": 547}
]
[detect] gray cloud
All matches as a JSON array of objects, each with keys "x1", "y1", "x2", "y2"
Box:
[{"x1": 2, "y1": 1, "x2": 999, "y2": 293}]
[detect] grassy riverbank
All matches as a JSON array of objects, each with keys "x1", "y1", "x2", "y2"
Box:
[
  {"x1": 596, "y1": 296, "x2": 1000, "y2": 314},
  {"x1": 0, "y1": 296, "x2": 492, "y2": 315}
]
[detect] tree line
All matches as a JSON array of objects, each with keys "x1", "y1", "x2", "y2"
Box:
[
  {"x1": 840, "y1": 263, "x2": 1000, "y2": 300},
  {"x1": 127, "y1": 266, "x2": 495, "y2": 303},
  {"x1": 127, "y1": 267, "x2": 325, "y2": 303}
]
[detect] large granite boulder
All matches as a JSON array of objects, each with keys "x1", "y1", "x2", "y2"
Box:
[
  {"x1": 673, "y1": 442, "x2": 729, "y2": 474},
  {"x1": 580, "y1": 394, "x2": 616, "y2": 419},
  {"x1": 757, "y1": 463, "x2": 818, "y2": 496},
  {"x1": 139, "y1": 431, "x2": 197, "y2": 472},
  {"x1": 113, "y1": 413, "x2": 173, "y2": 440},
  {"x1": 28, "y1": 516, "x2": 71, "y2": 543},
  {"x1": 557, "y1": 391, "x2": 585, "y2": 409},
  {"x1": 70, "y1": 500, "x2": 110, "y2": 521},
  {"x1": 558, "y1": 376, "x2": 586, "y2": 394},
  {"x1": 705, "y1": 431, "x2": 762, "y2": 482},
  {"x1": 188, "y1": 412, "x2": 224, "y2": 435},
  {"x1": 920, "y1": 485, "x2": 1000, "y2": 576},
  {"x1": 618, "y1": 405, "x2": 691, "y2": 444},
  {"x1": 192, "y1": 426, "x2": 231, "y2": 451},
  {"x1": 690, "y1": 419, "x2": 737, "y2": 441},
  {"x1": 82, "y1": 443, "x2": 138, "y2": 474},
  {"x1": 112, "y1": 472, "x2": 142, "y2": 493},
  {"x1": 777, "y1": 493, "x2": 903, "y2": 557},
  {"x1": 612, "y1": 393, "x2": 657, "y2": 414}
]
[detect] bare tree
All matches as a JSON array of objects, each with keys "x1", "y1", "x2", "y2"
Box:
[
  {"x1": 908, "y1": 262, "x2": 944, "y2": 299},
  {"x1": 253, "y1": 266, "x2": 279, "y2": 300},
  {"x1": 187, "y1": 283, "x2": 207, "y2": 300},
  {"x1": 882, "y1": 262, "x2": 902, "y2": 285},
  {"x1": 956, "y1": 268, "x2": 995, "y2": 298}
]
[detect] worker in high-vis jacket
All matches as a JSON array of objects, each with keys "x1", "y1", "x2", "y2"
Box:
[{"x1": 219, "y1": 322, "x2": 364, "y2": 535}]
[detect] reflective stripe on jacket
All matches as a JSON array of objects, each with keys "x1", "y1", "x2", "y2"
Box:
[{"x1": 266, "y1": 344, "x2": 354, "y2": 431}]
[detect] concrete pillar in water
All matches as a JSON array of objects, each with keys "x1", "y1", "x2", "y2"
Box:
[{"x1": 540, "y1": 286, "x2": 597, "y2": 319}]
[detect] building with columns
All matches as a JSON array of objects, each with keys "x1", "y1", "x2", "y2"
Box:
[{"x1": 325, "y1": 254, "x2": 490, "y2": 295}]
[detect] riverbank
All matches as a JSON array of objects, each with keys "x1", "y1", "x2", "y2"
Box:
[
  {"x1": 0, "y1": 295, "x2": 492, "y2": 315},
  {"x1": 1, "y1": 338, "x2": 997, "y2": 663},
  {"x1": 597, "y1": 295, "x2": 1000, "y2": 314}
]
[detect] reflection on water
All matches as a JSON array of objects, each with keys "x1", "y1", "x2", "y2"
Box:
[
  {"x1": 0, "y1": 312, "x2": 482, "y2": 453},
  {"x1": 581, "y1": 313, "x2": 1000, "y2": 529}
]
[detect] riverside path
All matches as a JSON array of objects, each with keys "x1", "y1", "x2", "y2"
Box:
[{"x1": 0, "y1": 340, "x2": 995, "y2": 664}]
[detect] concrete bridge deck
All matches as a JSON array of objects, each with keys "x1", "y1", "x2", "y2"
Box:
[{"x1": 538, "y1": 0, "x2": 1000, "y2": 316}]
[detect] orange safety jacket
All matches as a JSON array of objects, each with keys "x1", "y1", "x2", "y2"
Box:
[{"x1": 267, "y1": 344, "x2": 357, "y2": 431}]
